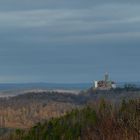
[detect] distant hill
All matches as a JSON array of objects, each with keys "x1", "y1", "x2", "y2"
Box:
[
  {"x1": 0, "y1": 82, "x2": 140, "y2": 91},
  {"x1": 0, "y1": 83, "x2": 91, "y2": 91}
]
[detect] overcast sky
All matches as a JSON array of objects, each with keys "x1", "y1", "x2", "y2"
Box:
[{"x1": 0, "y1": 0, "x2": 140, "y2": 83}]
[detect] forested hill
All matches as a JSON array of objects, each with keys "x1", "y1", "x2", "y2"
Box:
[
  {"x1": 2, "y1": 99, "x2": 139, "y2": 140},
  {"x1": 0, "y1": 89, "x2": 140, "y2": 129}
]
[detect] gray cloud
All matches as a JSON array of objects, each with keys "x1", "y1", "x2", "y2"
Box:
[
  {"x1": 0, "y1": 0, "x2": 140, "y2": 11},
  {"x1": 0, "y1": 3, "x2": 140, "y2": 49}
]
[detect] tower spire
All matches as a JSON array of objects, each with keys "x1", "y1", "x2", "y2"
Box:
[{"x1": 105, "y1": 72, "x2": 109, "y2": 82}]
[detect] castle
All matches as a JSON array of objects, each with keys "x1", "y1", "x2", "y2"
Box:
[{"x1": 94, "y1": 73, "x2": 116, "y2": 90}]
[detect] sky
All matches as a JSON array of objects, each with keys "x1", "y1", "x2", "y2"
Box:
[{"x1": 0, "y1": 0, "x2": 140, "y2": 83}]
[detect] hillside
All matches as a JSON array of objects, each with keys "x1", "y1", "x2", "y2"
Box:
[
  {"x1": 0, "y1": 91, "x2": 85, "y2": 129},
  {"x1": 0, "y1": 88, "x2": 140, "y2": 129},
  {"x1": 1, "y1": 98, "x2": 139, "y2": 140}
]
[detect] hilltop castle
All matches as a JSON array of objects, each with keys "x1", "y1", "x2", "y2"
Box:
[{"x1": 94, "y1": 73, "x2": 116, "y2": 90}]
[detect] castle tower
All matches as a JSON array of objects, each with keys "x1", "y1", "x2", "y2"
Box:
[{"x1": 104, "y1": 72, "x2": 109, "y2": 82}]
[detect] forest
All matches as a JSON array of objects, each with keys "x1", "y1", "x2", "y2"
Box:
[
  {"x1": 0, "y1": 98, "x2": 139, "y2": 140},
  {"x1": 0, "y1": 88, "x2": 140, "y2": 140}
]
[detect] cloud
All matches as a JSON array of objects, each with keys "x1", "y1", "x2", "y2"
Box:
[
  {"x1": 0, "y1": 0, "x2": 140, "y2": 11},
  {"x1": 0, "y1": 1, "x2": 140, "y2": 82},
  {"x1": 0, "y1": 3, "x2": 140, "y2": 44}
]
